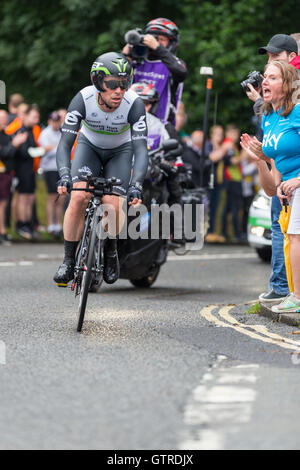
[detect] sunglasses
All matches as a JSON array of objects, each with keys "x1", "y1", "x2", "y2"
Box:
[{"x1": 103, "y1": 78, "x2": 131, "y2": 90}]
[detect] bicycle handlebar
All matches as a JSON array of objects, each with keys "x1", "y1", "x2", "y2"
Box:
[{"x1": 71, "y1": 175, "x2": 124, "y2": 197}]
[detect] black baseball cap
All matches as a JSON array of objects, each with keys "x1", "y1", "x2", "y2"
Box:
[{"x1": 258, "y1": 34, "x2": 298, "y2": 55}]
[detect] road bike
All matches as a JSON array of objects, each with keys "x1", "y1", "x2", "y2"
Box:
[{"x1": 70, "y1": 175, "x2": 122, "y2": 332}]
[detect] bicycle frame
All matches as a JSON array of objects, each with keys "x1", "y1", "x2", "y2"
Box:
[
  {"x1": 72, "y1": 196, "x2": 102, "y2": 297},
  {"x1": 69, "y1": 175, "x2": 123, "y2": 331}
]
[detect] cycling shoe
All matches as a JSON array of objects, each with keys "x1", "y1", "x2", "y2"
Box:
[
  {"x1": 53, "y1": 261, "x2": 75, "y2": 287},
  {"x1": 103, "y1": 243, "x2": 120, "y2": 284}
]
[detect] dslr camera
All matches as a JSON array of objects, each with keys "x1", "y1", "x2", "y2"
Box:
[
  {"x1": 240, "y1": 71, "x2": 263, "y2": 92},
  {"x1": 124, "y1": 28, "x2": 149, "y2": 61}
]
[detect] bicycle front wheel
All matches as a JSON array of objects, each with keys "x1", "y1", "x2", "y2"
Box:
[{"x1": 77, "y1": 214, "x2": 99, "y2": 332}]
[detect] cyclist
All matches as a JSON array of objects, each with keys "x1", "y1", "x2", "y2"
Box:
[
  {"x1": 123, "y1": 18, "x2": 187, "y2": 132},
  {"x1": 53, "y1": 52, "x2": 148, "y2": 287}
]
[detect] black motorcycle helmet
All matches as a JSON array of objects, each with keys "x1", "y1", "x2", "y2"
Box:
[
  {"x1": 90, "y1": 52, "x2": 133, "y2": 92},
  {"x1": 131, "y1": 81, "x2": 159, "y2": 114},
  {"x1": 145, "y1": 18, "x2": 179, "y2": 53}
]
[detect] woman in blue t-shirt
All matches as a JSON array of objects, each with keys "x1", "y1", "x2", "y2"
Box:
[{"x1": 241, "y1": 60, "x2": 300, "y2": 313}]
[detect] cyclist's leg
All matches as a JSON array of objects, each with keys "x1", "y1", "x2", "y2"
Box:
[
  {"x1": 54, "y1": 135, "x2": 102, "y2": 286},
  {"x1": 64, "y1": 136, "x2": 102, "y2": 241},
  {"x1": 101, "y1": 143, "x2": 133, "y2": 284},
  {"x1": 101, "y1": 142, "x2": 132, "y2": 237}
]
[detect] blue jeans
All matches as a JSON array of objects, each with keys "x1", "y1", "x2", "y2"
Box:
[{"x1": 268, "y1": 196, "x2": 289, "y2": 295}]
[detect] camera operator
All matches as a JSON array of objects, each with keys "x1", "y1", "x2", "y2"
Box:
[
  {"x1": 123, "y1": 17, "x2": 187, "y2": 134},
  {"x1": 244, "y1": 34, "x2": 300, "y2": 303}
]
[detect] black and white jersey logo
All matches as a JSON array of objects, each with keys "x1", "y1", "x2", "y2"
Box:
[
  {"x1": 133, "y1": 115, "x2": 146, "y2": 132},
  {"x1": 65, "y1": 110, "x2": 83, "y2": 126}
]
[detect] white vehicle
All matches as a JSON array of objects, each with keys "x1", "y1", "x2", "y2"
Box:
[{"x1": 247, "y1": 189, "x2": 272, "y2": 262}]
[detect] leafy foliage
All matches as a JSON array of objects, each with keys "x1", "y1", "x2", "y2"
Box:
[{"x1": 0, "y1": 0, "x2": 299, "y2": 132}]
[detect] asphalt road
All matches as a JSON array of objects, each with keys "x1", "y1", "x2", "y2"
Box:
[{"x1": 1, "y1": 242, "x2": 300, "y2": 450}]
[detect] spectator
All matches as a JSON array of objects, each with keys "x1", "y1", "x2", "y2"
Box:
[
  {"x1": 240, "y1": 150, "x2": 258, "y2": 240},
  {"x1": 7, "y1": 93, "x2": 24, "y2": 124},
  {"x1": 245, "y1": 33, "x2": 299, "y2": 302},
  {"x1": 57, "y1": 108, "x2": 67, "y2": 125},
  {"x1": 12, "y1": 105, "x2": 41, "y2": 240},
  {"x1": 0, "y1": 110, "x2": 27, "y2": 244},
  {"x1": 38, "y1": 111, "x2": 66, "y2": 237},
  {"x1": 5, "y1": 102, "x2": 30, "y2": 231},
  {"x1": 182, "y1": 130, "x2": 211, "y2": 187},
  {"x1": 5, "y1": 102, "x2": 29, "y2": 135},
  {"x1": 291, "y1": 33, "x2": 300, "y2": 50},
  {"x1": 241, "y1": 60, "x2": 300, "y2": 313},
  {"x1": 205, "y1": 125, "x2": 226, "y2": 243},
  {"x1": 175, "y1": 101, "x2": 190, "y2": 144},
  {"x1": 221, "y1": 124, "x2": 244, "y2": 243}
]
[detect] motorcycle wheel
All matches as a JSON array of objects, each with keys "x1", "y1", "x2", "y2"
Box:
[{"x1": 129, "y1": 265, "x2": 160, "y2": 288}]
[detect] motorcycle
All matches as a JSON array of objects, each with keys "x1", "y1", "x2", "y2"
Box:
[
  {"x1": 117, "y1": 138, "x2": 209, "y2": 287},
  {"x1": 118, "y1": 139, "x2": 179, "y2": 287}
]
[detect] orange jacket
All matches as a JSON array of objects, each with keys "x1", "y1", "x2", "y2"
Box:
[{"x1": 5, "y1": 118, "x2": 41, "y2": 172}]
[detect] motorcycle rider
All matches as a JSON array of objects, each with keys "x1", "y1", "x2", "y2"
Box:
[
  {"x1": 53, "y1": 52, "x2": 148, "y2": 287},
  {"x1": 131, "y1": 81, "x2": 185, "y2": 245}
]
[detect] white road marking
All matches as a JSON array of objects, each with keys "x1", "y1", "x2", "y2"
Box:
[
  {"x1": 0, "y1": 251, "x2": 257, "y2": 265},
  {"x1": 37, "y1": 253, "x2": 62, "y2": 260},
  {"x1": 0, "y1": 261, "x2": 34, "y2": 267},
  {"x1": 167, "y1": 252, "x2": 257, "y2": 261},
  {"x1": 180, "y1": 305, "x2": 300, "y2": 448},
  {"x1": 180, "y1": 356, "x2": 259, "y2": 450}
]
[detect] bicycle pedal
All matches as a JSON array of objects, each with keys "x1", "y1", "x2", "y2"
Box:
[{"x1": 55, "y1": 282, "x2": 68, "y2": 288}]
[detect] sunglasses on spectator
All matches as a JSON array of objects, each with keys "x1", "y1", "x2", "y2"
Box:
[{"x1": 103, "y1": 78, "x2": 131, "y2": 90}]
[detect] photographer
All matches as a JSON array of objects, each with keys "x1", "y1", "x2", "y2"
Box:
[
  {"x1": 123, "y1": 18, "x2": 187, "y2": 132},
  {"x1": 244, "y1": 34, "x2": 300, "y2": 303},
  {"x1": 246, "y1": 34, "x2": 299, "y2": 118}
]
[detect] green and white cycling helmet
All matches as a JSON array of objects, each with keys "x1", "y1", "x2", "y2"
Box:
[{"x1": 90, "y1": 52, "x2": 133, "y2": 92}]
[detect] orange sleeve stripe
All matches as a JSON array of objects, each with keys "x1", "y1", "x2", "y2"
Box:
[
  {"x1": 71, "y1": 133, "x2": 79, "y2": 161},
  {"x1": 5, "y1": 117, "x2": 21, "y2": 135}
]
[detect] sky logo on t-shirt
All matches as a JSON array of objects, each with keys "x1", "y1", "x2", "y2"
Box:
[{"x1": 262, "y1": 130, "x2": 283, "y2": 150}]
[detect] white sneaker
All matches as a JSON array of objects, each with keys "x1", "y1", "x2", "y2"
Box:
[{"x1": 271, "y1": 293, "x2": 300, "y2": 313}]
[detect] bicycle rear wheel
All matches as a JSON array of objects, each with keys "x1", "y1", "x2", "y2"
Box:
[{"x1": 77, "y1": 214, "x2": 99, "y2": 332}]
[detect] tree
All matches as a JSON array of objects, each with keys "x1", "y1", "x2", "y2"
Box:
[
  {"x1": 179, "y1": 0, "x2": 300, "y2": 132},
  {"x1": 0, "y1": 0, "x2": 299, "y2": 131}
]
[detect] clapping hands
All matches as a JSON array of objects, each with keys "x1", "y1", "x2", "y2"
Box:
[{"x1": 240, "y1": 133, "x2": 269, "y2": 163}]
